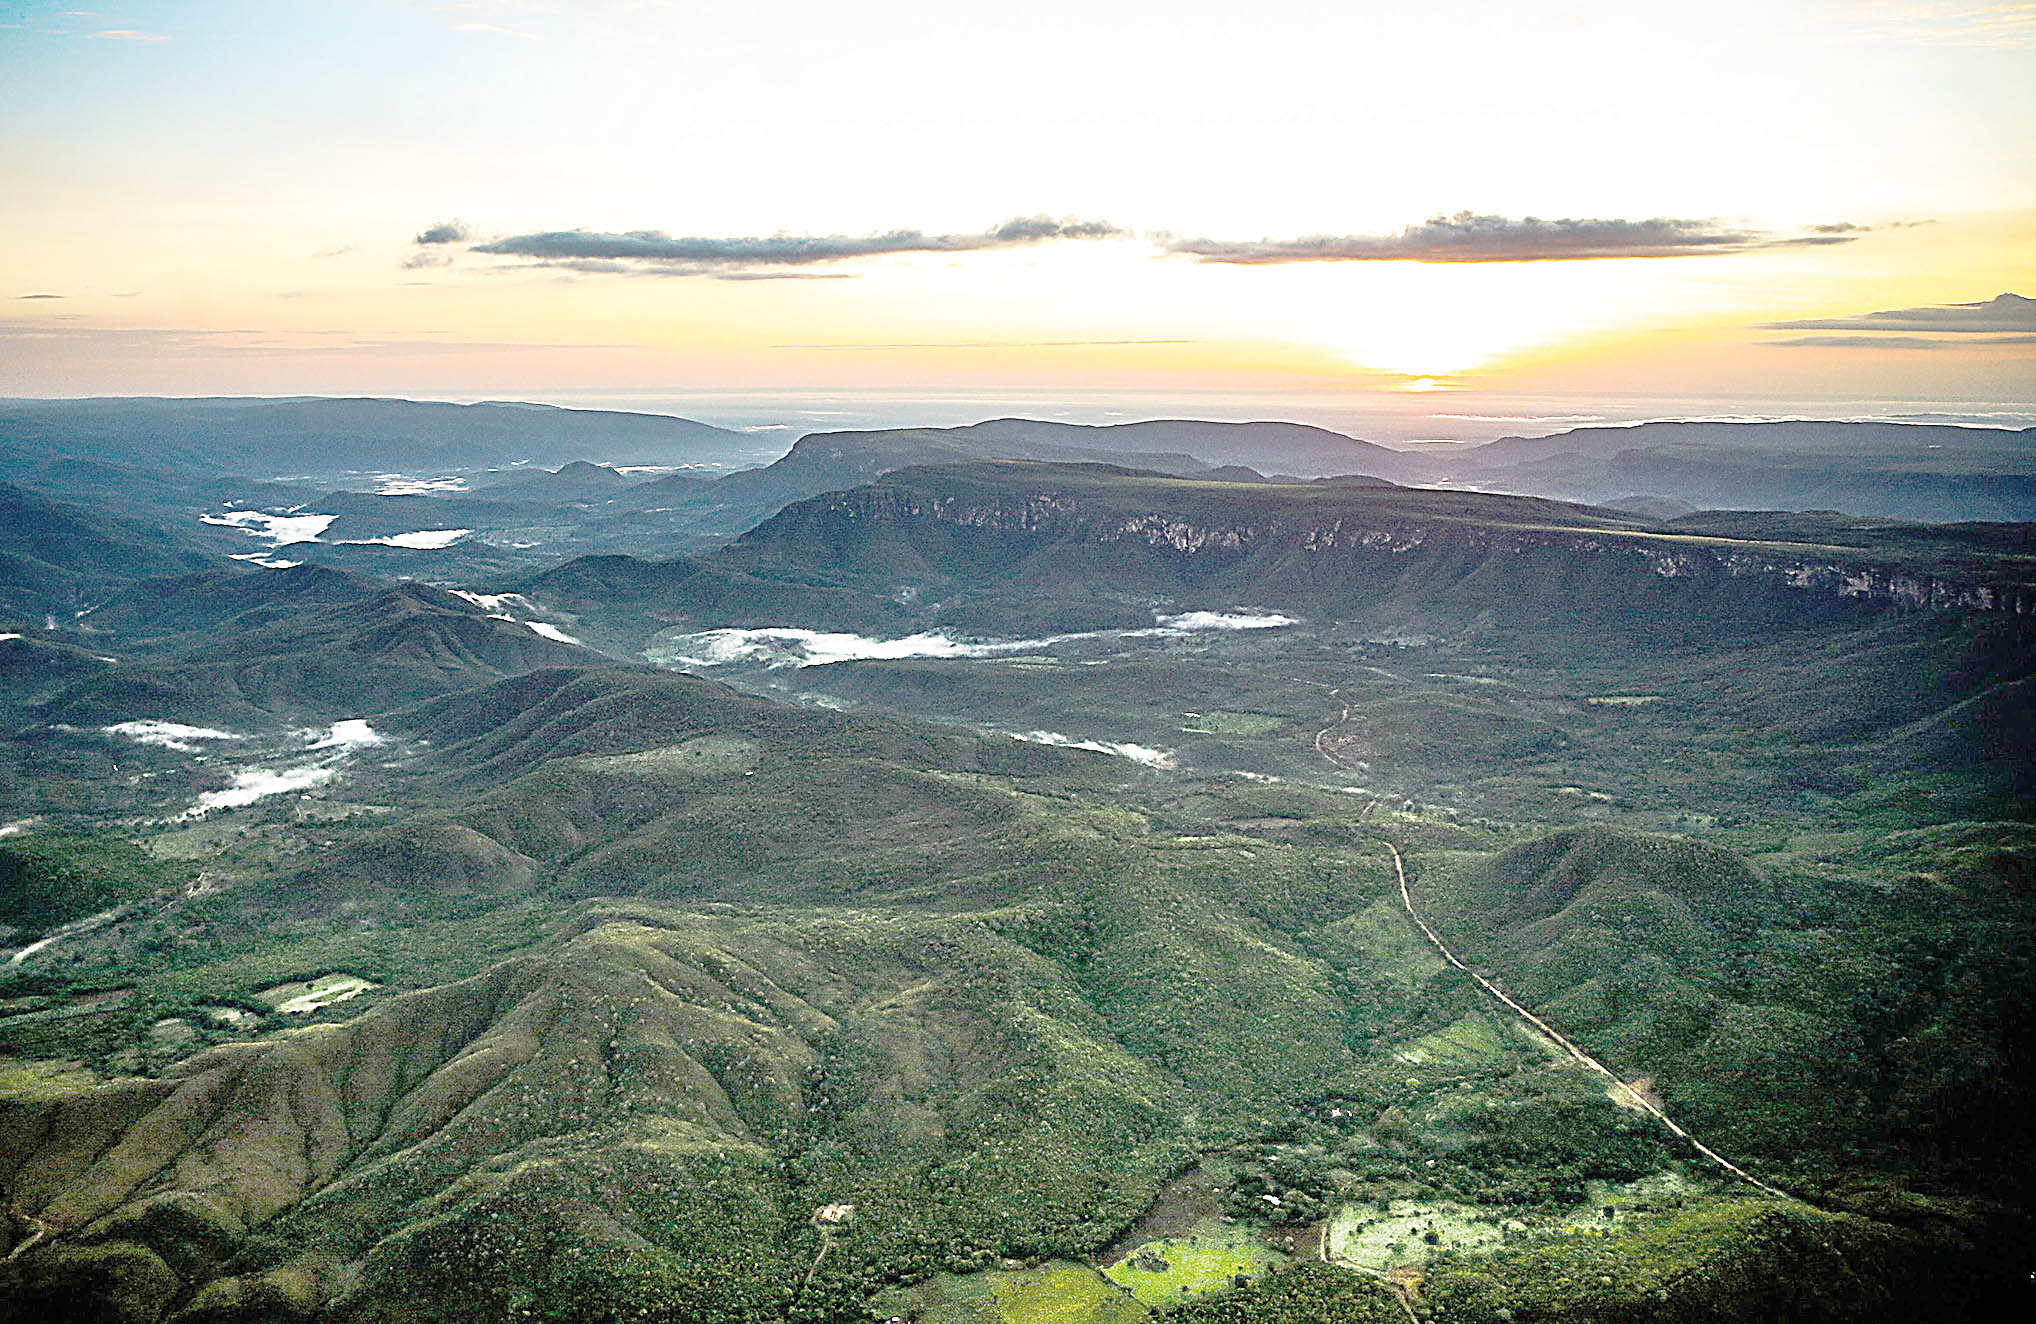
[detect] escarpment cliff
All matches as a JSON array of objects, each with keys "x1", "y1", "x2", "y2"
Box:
[{"x1": 723, "y1": 463, "x2": 2036, "y2": 629}]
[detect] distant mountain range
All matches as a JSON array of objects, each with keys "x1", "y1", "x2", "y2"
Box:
[
  {"x1": 0, "y1": 397, "x2": 760, "y2": 477},
  {"x1": 1445, "y1": 419, "x2": 2036, "y2": 522},
  {"x1": 603, "y1": 413, "x2": 2036, "y2": 529},
  {"x1": 5, "y1": 399, "x2": 2032, "y2": 539}
]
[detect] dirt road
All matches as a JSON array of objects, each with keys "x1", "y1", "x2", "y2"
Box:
[
  {"x1": 1309, "y1": 694, "x2": 1793, "y2": 1203},
  {"x1": 1382, "y1": 839, "x2": 1793, "y2": 1201}
]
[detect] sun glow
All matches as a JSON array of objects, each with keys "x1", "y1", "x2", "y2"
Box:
[
  {"x1": 0, "y1": 2, "x2": 2029, "y2": 406},
  {"x1": 1261, "y1": 253, "x2": 1805, "y2": 384}
]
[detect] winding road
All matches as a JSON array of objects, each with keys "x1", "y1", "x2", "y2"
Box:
[
  {"x1": 1312, "y1": 690, "x2": 1352, "y2": 767},
  {"x1": 1312, "y1": 694, "x2": 1795, "y2": 1204}
]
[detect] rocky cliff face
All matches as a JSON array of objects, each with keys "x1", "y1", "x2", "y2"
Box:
[{"x1": 765, "y1": 483, "x2": 2036, "y2": 618}]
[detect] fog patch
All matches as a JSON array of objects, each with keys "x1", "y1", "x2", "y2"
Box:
[
  {"x1": 653, "y1": 608, "x2": 1297, "y2": 671},
  {"x1": 449, "y1": 589, "x2": 532, "y2": 613},
  {"x1": 1010, "y1": 730, "x2": 1177, "y2": 769},
  {"x1": 524, "y1": 620, "x2": 581, "y2": 644},
  {"x1": 179, "y1": 721, "x2": 386, "y2": 817},
  {"x1": 104, "y1": 720, "x2": 243, "y2": 753},
  {"x1": 201, "y1": 508, "x2": 336, "y2": 546},
  {"x1": 1150, "y1": 610, "x2": 1297, "y2": 632},
  {"x1": 374, "y1": 473, "x2": 467, "y2": 496},
  {"x1": 337, "y1": 528, "x2": 472, "y2": 549},
  {"x1": 652, "y1": 628, "x2": 1011, "y2": 669},
  {"x1": 187, "y1": 765, "x2": 338, "y2": 814},
  {"x1": 304, "y1": 719, "x2": 385, "y2": 752}
]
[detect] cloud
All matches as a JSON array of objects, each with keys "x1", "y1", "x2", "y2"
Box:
[
  {"x1": 1765, "y1": 291, "x2": 2036, "y2": 333},
  {"x1": 0, "y1": 323, "x2": 634, "y2": 357},
  {"x1": 15, "y1": 293, "x2": 63, "y2": 299},
  {"x1": 470, "y1": 216, "x2": 1124, "y2": 276},
  {"x1": 413, "y1": 220, "x2": 471, "y2": 246},
  {"x1": 403, "y1": 220, "x2": 473, "y2": 269},
  {"x1": 528, "y1": 259, "x2": 857, "y2": 281},
  {"x1": 90, "y1": 27, "x2": 167, "y2": 42},
  {"x1": 418, "y1": 209, "x2": 1883, "y2": 280},
  {"x1": 1772, "y1": 332, "x2": 2036, "y2": 349},
  {"x1": 1162, "y1": 212, "x2": 1861, "y2": 264}
]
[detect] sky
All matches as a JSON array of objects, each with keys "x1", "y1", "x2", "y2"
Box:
[{"x1": 2, "y1": 0, "x2": 2033, "y2": 440}]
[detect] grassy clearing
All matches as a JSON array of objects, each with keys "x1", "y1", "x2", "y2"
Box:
[
  {"x1": 1102, "y1": 1219, "x2": 1287, "y2": 1307},
  {"x1": 875, "y1": 1263, "x2": 1149, "y2": 1324},
  {"x1": 996, "y1": 1265, "x2": 1150, "y2": 1324},
  {"x1": 1391, "y1": 1013, "x2": 1511, "y2": 1068},
  {"x1": 1309, "y1": 898, "x2": 1446, "y2": 994},
  {"x1": 1327, "y1": 1198, "x2": 1507, "y2": 1271},
  {"x1": 1563, "y1": 1172, "x2": 1701, "y2": 1225},
  {"x1": 564, "y1": 732, "x2": 760, "y2": 778},
  {"x1": 1189, "y1": 712, "x2": 1288, "y2": 736},
  {"x1": 255, "y1": 972, "x2": 378, "y2": 1013},
  {"x1": 0, "y1": 1056, "x2": 106, "y2": 1099}
]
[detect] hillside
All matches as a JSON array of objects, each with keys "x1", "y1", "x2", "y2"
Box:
[
  {"x1": 0, "y1": 484, "x2": 222, "y2": 620},
  {"x1": 26, "y1": 583, "x2": 592, "y2": 730},
  {"x1": 2, "y1": 447, "x2": 2033, "y2": 1324},
  {"x1": 1446, "y1": 420, "x2": 2036, "y2": 522},
  {"x1": 1415, "y1": 825, "x2": 2036, "y2": 1195},
  {"x1": 950, "y1": 418, "x2": 1442, "y2": 483},
  {"x1": 7, "y1": 665, "x2": 2031, "y2": 1322},
  {"x1": 713, "y1": 461, "x2": 2036, "y2": 635},
  {"x1": 0, "y1": 398, "x2": 761, "y2": 479},
  {"x1": 1463, "y1": 419, "x2": 2036, "y2": 470},
  {"x1": 611, "y1": 426, "x2": 1219, "y2": 542}
]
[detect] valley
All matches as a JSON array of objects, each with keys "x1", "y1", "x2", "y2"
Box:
[{"x1": 1, "y1": 406, "x2": 2032, "y2": 1323}]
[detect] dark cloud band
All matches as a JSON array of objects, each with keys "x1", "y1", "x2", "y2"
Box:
[
  {"x1": 1162, "y1": 212, "x2": 1857, "y2": 264},
  {"x1": 418, "y1": 211, "x2": 1878, "y2": 277},
  {"x1": 414, "y1": 220, "x2": 472, "y2": 246},
  {"x1": 1765, "y1": 292, "x2": 2035, "y2": 334},
  {"x1": 471, "y1": 216, "x2": 1123, "y2": 274},
  {"x1": 1771, "y1": 334, "x2": 2036, "y2": 350}
]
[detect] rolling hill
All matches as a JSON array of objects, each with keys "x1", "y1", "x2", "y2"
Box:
[
  {"x1": 3, "y1": 434, "x2": 2034, "y2": 1324},
  {"x1": 0, "y1": 484, "x2": 223, "y2": 621}
]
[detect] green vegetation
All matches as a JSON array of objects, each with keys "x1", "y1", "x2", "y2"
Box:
[
  {"x1": 876, "y1": 1263, "x2": 1150, "y2": 1324},
  {"x1": 1327, "y1": 1199, "x2": 1506, "y2": 1270},
  {"x1": 3, "y1": 456, "x2": 2032, "y2": 1322},
  {"x1": 0, "y1": 831, "x2": 181, "y2": 940},
  {"x1": 1168, "y1": 1263, "x2": 1407, "y2": 1324},
  {"x1": 1103, "y1": 1222, "x2": 1285, "y2": 1306}
]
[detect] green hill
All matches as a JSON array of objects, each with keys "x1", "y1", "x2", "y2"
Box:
[
  {"x1": 0, "y1": 483, "x2": 221, "y2": 619},
  {"x1": 3, "y1": 450, "x2": 2033, "y2": 1323},
  {"x1": 712, "y1": 461, "x2": 2033, "y2": 637}
]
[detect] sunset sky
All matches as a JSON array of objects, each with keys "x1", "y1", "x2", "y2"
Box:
[{"x1": 3, "y1": 0, "x2": 2033, "y2": 438}]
